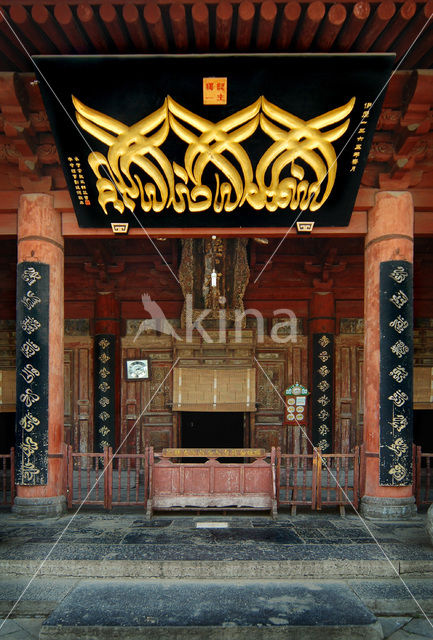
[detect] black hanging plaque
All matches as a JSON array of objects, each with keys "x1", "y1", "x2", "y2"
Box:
[
  {"x1": 15, "y1": 262, "x2": 49, "y2": 485},
  {"x1": 34, "y1": 54, "x2": 394, "y2": 229},
  {"x1": 379, "y1": 261, "x2": 413, "y2": 486},
  {"x1": 94, "y1": 335, "x2": 116, "y2": 452},
  {"x1": 311, "y1": 333, "x2": 334, "y2": 452}
]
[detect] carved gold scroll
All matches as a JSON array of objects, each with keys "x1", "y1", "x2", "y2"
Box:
[{"x1": 73, "y1": 95, "x2": 355, "y2": 216}]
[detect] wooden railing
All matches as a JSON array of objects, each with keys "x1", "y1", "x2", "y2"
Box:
[
  {"x1": 0, "y1": 447, "x2": 14, "y2": 506},
  {"x1": 277, "y1": 447, "x2": 360, "y2": 515},
  {"x1": 2, "y1": 444, "x2": 431, "y2": 512},
  {"x1": 66, "y1": 446, "x2": 148, "y2": 510}
]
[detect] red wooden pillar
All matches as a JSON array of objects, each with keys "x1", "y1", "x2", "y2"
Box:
[
  {"x1": 13, "y1": 193, "x2": 65, "y2": 517},
  {"x1": 361, "y1": 191, "x2": 415, "y2": 519},
  {"x1": 310, "y1": 288, "x2": 335, "y2": 335}
]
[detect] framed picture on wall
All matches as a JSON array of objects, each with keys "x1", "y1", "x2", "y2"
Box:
[{"x1": 126, "y1": 359, "x2": 150, "y2": 380}]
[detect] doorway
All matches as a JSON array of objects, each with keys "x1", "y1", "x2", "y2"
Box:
[
  {"x1": 181, "y1": 412, "x2": 245, "y2": 449},
  {"x1": 414, "y1": 409, "x2": 433, "y2": 454}
]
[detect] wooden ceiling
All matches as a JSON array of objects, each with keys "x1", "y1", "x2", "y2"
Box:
[{"x1": 0, "y1": 1, "x2": 432, "y2": 71}]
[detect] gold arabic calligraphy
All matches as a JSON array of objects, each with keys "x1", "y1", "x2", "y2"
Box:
[{"x1": 73, "y1": 95, "x2": 355, "y2": 215}]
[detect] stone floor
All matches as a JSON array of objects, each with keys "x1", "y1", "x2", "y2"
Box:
[{"x1": 0, "y1": 508, "x2": 432, "y2": 638}]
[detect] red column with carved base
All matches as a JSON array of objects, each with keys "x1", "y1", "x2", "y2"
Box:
[
  {"x1": 361, "y1": 191, "x2": 415, "y2": 519},
  {"x1": 13, "y1": 193, "x2": 65, "y2": 517}
]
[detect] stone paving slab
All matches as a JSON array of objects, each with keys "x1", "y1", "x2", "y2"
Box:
[
  {"x1": 403, "y1": 618, "x2": 433, "y2": 637},
  {"x1": 0, "y1": 558, "x2": 397, "y2": 579},
  {"x1": 0, "y1": 579, "x2": 78, "y2": 617},
  {"x1": 38, "y1": 579, "x2": 382, "y2": 639},
  {"x1": 0, "y1": 512, "x2": 430, "y2": 582},
  {"x1": 0, "y1": 618, "x2": 44, "y2": 639},
  {"x1": 377, "y1": 617, "x2": 411, "y2": 638},
  {"x1": 349, "y1": 579, "x2": 433, "y2": 616}
]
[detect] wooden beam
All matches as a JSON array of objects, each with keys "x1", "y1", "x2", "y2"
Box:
[
  {"x1": 122, "y1": 4, "x2": 148, "y2": 52},
  {"x1": 9, "y1": 5, "x2": 57, "y2": 55},
  {"x1": 256, "y1": 0, "x2": 277, "y2": 51},
  {"x1": 394, "y1": 0, "x2": 433, "y2": 62},
  {"x1": 99, "y1": 4, "x2": 129, "y2": 52},
  {"x1": 77, "y1": 3, "x2": 110, "y2": 53},
  {"x1": 169, "y1": 3, "x2": 188, "y2": 52},
  {"x1": 316, "y1": 3, "x2": 346, "y2": 51},
  {"x1": 354, "y1": 0, "x2": 396, "y2": 52},
  {"x1": 276, "y1": 2, "x2": 301, "y2": 50},
  {"x1": 192, "y1": 3, "x2": 209, "y2": 51},
  {"x1": 236, "y1": 1, "x2": 255, "y2": 51},
  {"x1": 54, "y1": 3, "x2": 89, "y2": 54},
  {"x1": 335, "y1": 1, "x2": 370, "y2": 52},
  {"x1": 294, "y1": 1, "x2": 325, "y2": 51},
  {"x1": 0, "y1": 18, "x2": 29, "y2": 70},
  {"x1": 215, "y1": 1, "x2": 233, "y2": 51},
  {"x1": 143, "y1": 3, "x2": 168, "y2": 52},
  {"x1": 1, "y1": 205, "x2": 432, "y2": 238},
  {"x1": 372, "y1": 0, "x2": 416, "y2": 52},
  {"x1": 402, "y1": 17, "x2": 433, "y2": 68},
  {"x1": 31, "y1": 5, "x2": 73, "y2": 53}
]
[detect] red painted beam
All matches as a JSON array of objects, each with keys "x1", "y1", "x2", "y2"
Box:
[
  {"x1": 236, "y1": 1, "x2": 255, "y2": 51},
  {"x1": 316, "y1": 3, "x2": 347, "y2": 51},
  {"x1": 256, "y1": 1, "x2": 277, "y2": 51},
  {"x1": 276, "y1": 2, "x2": 301, "y2": 50},
  {"x1": 77, "y1": 3, "x2": 110, "y2": 53},
  {"x1": 169, "y1": 3, "x2": 188, "y2": 52},
  {"x1": 31, "y1": 5, "x2": 73, "y2": 53},
  {"x1": 192, "y1": 3, "x2": 209, "y2": 51},
  {"x1": 215, "y1": 1, "x2": 233, "y2": 51},
  {"x1": 295, "y1": 1, "x2": 325, "y2": 52},
  {"x1": 122, "y1": 4, "x2": 148, "y2": 52},
  {"x1": 143, "y1": 3, "x2": 168, "y2": 52},
  {"x1": 99, "y1": 4, "x2": 129, "y2": 52},
  {"x1": 54, "y1": 3, "x2": 89, "y2": 54},
  {"x1": 335, "y1": 1, "x2": 370, "y2": 52}
]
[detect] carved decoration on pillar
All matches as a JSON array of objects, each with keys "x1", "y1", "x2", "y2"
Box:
[
  {"x1": 15, "y1": 262, "x2": 49, "y2": 485},
  {"x1": 311, "y1": 333, "x2": 334, "y2": 452},
  {"x1": 94, "y1": 334, "x2": 116, "y2": 451},
  {"x1": 379, "y1": 260, "x2": 413, "y2": 486},
  {"x1": 179, "y1": 238, "x2": 250, "y2": 328}
]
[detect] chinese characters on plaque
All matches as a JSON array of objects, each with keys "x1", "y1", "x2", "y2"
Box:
[
  {"x1": 15, "y1": 263, "x2": 49, "y2": 485},
  {"x1": 311, "y1": 333, "x2": 334, "y2": 452},
  {"x1": 284, "y1": 383, "x2": 309, "y2": 426},
  {"x1": 94, "y1": 335, "x2": 116, "y2": 451},
  {"x1": 379, "y1": 261, "x2": 413, "y2": 486}
]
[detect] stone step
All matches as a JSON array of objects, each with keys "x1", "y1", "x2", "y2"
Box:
[
  {"x1": 38, "y1": 579, "x2": 382, "y2": 639},
  {"x1": 0, "y1": 558, "x2": 399, "y2": 580}
]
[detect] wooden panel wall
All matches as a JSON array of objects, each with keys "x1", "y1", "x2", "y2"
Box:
[
  {"x1": 334, "y1": 335, "x2": 364, "y2": 453},
  {"x1": 121, "y1": 336, "x2": 174, "y2": 452},
  {"x1": 64, "y1": 338, "x2": 93, "y2": 452},
  {"x1": 253, "y1": 338, "x2": 308, "y2": 453}
]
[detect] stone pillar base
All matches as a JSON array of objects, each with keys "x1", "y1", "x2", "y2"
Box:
[
  {"x1": 360, "y1": 495, "x2": 416, "y2": 520},
  {"x1": 12, "y1": 495, "x2": 66, "y2": 518}
]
